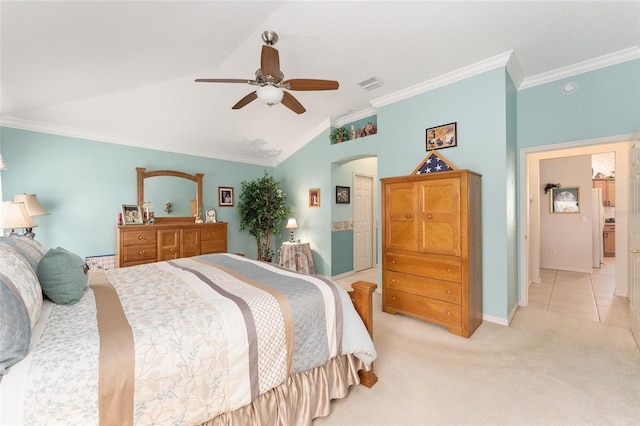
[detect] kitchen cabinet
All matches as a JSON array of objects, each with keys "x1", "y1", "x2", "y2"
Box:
[
  {"x1": 603, "y1": 224, "x2": 615, "y2": 257},
  {"x1": 592, "y1": 179, "x2": 615, "y2": 207}
]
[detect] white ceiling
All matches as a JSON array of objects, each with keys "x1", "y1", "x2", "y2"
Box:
[{"x1": 1, "y1": 1, "x2": 639, "y2": 166}]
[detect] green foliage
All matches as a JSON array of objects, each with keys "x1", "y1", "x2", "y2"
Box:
[
  {"x1": 237, "y1": 172, "x2": 293, "y2": 262},
  {"x1": 329, "y1": 126, "x2": 349, "y2": 142}
]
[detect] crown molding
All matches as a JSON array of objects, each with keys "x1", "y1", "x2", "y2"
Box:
[
  {"x1": 371, "y1": 50, "x2": 514, "y2": 108},
  {"x1": 519, "y1": 46, "x2": 640, "y2": 90},
  {"x1": 330, "y1": 107, "x2": 378, "y2": 128}
]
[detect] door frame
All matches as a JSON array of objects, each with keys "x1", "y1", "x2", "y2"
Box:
[
  {"x1": 519, "y1": 134, "x2": 632, "y2": 307},
  {"x1": 353, "y1": 172, "x2": 376, "y2": 272}
]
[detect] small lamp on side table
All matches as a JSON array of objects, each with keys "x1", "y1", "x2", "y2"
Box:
[
  {"x1": 286, "y1": 218, "x2": 298, "y2": 243},
  {"x1": 0, "y1": 201, "x2": 37, "y2": 236},
  {"x1": 12, "y1": 194, "x2": 49, "y2": 238}
]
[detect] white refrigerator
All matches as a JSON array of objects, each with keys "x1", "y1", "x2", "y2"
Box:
[{"x1": 592, "y1": 188, "x2": 605, "y2": 268}]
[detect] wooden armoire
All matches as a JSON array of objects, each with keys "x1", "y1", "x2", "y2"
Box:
[{"x1": 381, "y1": 169, "x2": 482, "y2": 337}]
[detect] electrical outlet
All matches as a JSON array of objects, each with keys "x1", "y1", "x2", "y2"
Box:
[{"x1": 550, "y1": 249, "x2": 556, "y2": 255}]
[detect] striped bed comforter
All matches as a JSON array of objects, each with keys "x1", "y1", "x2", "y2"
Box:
[{"x1": 12, "y1": 254, "x2": 377, "y2": 425}]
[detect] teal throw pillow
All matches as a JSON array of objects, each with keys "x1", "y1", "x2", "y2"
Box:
[{"x1": 37, "y1": 247, "x2": 88, "y2": 305}]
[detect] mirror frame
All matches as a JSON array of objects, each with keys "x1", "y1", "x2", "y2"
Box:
[{"x1": 136, "y1": 167, "x2": 203, "y2": 223}]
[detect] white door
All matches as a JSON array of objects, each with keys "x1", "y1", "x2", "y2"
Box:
[
  {"x1": 629, "y1": 140, "x2": 640, "y2": 319},
  {"x1": 354, "y1": 173, "x2": 373, "y2": 272}
]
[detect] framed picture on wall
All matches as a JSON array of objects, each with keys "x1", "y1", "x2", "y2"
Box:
[
  {"x1": 550, "y1": 186, "x2": 580, "y2": 213},
  {"x1": 121, "y1": 204, "x2": 143, "y2": 225},
  {"x1": 426, "y1": 122, "x2": 457, "y2": 151},
  {"x1": 309, "y1": 188, "x2": 320, "y2": 207},
  {"x1": 218, "y1": 187, "x2": 234, "y2": 206},
  {"x1": 336, "y1": 186, "x2": 350, "y2": 204}
]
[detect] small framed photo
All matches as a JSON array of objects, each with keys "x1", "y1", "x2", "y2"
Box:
[
  {"x1": 550, "y1": 186, "x2": 580, "y2": 213},
  {"x1": 218, "y1": 187, "x2": 234, "y2": 207},
  {"x1": 309, "y1": 188, "x2": 320, "y2": 207},
  {"x1": 336, "y1": 186, "x2": 350, "y2": 204},
  {"x1": 121, "y1": 204, "x2": 143, "y2": 225},
  {"x1": 426, "y1": 122, "x2": 457, "y2": 151}
]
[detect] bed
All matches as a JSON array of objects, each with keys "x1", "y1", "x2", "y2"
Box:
[{"x1": 0, "y1": 235, "x2": 377, "y2": 425}]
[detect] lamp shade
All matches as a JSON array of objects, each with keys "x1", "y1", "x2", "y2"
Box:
[
  {"x1": 12, "y1": 194, "x2": 49, "y2": 216},
  {"x1": 257, "y1": 85, "x2": 284, "y2": 106},
  {"x1": 286, "y1": 218, "x2": 298, "y2": 229},
  {"x1": 0, "y1": 201, "x2": 37, "y2": 229}
]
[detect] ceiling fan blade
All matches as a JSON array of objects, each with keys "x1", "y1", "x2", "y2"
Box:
[
  {"x1": 261, "y1": 45, "x2": 281, "y2": 81},
  {"x1": 283, "y1": 79, "x2": 339, "y2": 91},
  {"x1": 232, "y1": 91, "x2": 258, "y2": 109},
  {"x1": 195, "y1": 78, "x2": 252, "y2": 84},
  {"x1": 281, "y1": 91, "x2": 306, "y2": 114}
]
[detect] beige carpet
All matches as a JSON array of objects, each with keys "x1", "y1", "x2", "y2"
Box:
[{"x1": 315, "y1": 294, "x2": 640, "y2": 425}]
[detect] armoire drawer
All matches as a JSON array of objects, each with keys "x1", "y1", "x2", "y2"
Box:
[
  {"x1": 384, "y1": 288, "x2": 461, "y2": 326},
  {"x1": 385, "y1": 252, "x2": 461, "y2": 282},
  {"x1": 121, "y1": 229, "x2": 157, "y2": 246},
  {"x1": 384, "y1": 270, "x2": 461, "y2": 304}
]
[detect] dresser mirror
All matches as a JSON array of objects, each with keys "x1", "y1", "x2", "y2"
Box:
[{"x1": 136, "y1": 167, "x2": 203, "y2": 223}]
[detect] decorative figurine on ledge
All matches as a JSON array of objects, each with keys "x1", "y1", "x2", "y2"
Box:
[{"x1": 165, "y1": 201, "x2": 172, "y2": 214}]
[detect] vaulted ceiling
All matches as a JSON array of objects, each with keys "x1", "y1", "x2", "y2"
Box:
[{"x1": 2, "y1": 1, "x2": 638, "y2": 166}]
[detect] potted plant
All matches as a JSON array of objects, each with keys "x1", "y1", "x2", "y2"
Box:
[
  {"x1": 237, "y1": 172, "x2": 293, "y2": 262},
  {"x1": 329, "y1": 127, "x2": 349, "y2": 144}
]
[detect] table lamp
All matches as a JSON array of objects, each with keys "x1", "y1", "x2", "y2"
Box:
[
  {"x1": 12, "y1": 193, "x2": 49, "y2": 239},
  {"x1": 0, "y1": 201, "x2": 37, "y2": 236},
  {"x1": 286, "y1": 218, "x2": 298, "y2": 243}
]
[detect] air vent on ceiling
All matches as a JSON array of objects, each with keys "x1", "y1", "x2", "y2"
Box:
[{"x1": 358, "y1": 76, "x2": 383, "y2": 91}]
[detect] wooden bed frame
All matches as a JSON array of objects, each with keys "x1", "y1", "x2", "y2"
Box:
[{"x1": 348, "y1": 280, "x2": 378, "y2": 387}]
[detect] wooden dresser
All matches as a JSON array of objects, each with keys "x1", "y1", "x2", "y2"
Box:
[
  {"x1": 117, "y1": 222, "x2": 227, "y2": 267},
  {"x1": 381, "y1": 169, "x2": 482, "y2": 337}
]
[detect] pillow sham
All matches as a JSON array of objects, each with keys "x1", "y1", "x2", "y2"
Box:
[
  {"x1": 0, "y1": 243, "x2": 43, "y2": 327},
  {"x1": 0, "y1": 235, "x2": 48, "y2": 275},
  {"x1": 37, "y1": 247, "x2": 88, "y2": 305},
  {"x1": 0, "y1": 276, "x2": 32, "y2": 375}
]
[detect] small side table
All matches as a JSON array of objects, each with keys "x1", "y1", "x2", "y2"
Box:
[{"x1": 278, "y1": 242, "x2": 315, "y2": 274}]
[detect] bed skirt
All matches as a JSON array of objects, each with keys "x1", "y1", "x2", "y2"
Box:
[{"x1": 204, "y1": 354, "x2": 366, "y2": 426}]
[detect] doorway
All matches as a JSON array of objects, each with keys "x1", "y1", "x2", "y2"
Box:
[
  {"x1": 353, "y1": 173, "x2": 374, "y2": 272},
  {"x1": 519, "y1": 137, "x2": 632, "y2": 320}
]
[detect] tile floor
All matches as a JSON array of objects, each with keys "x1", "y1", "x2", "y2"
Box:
[
  {"x1": 528, "y1": 257, "x2": 637, "y2": 328},
  {"x1": 335, "y1": 259, "x2": 637, "y2": 330}
]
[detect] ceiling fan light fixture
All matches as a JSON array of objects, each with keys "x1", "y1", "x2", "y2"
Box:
[{"x1": 257, "y1": 85, "x2": 284, "y2": 106}]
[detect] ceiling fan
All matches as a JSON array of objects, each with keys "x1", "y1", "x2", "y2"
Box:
[{"x1": 195, "y1": 31, "x2": 339, "y2": 114}]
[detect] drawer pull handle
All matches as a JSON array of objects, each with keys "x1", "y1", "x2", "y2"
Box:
[
  {"x1": 405, "y1": 214, "x2": 411, "y2": 219},
  {"x1": 391, "y1": 260, "x2": 396, "y2": 264},
  {"x1": 427, "y1": 213, "x2": 432, "y2": 219},
  {"x1": 138, "y1": 235, "x2": 145, "y2": 240},
  {"x1": 138, "y1": 250, "x2": 144, "y2": 255},
  {"x1": 169, "y1": 248, "x2": 175, "y2": 252},
  {"x1": 392, "y1": 296, "x2": 396, "y2": 301},
  {"x1": 446, "y1": 268, "x2": 452, "y2": 273},
  {"x1": 446, "y1": 311, "x2": 451, "y2": 316},
  {"x1": 392, "y1": 279, "x2": 396, "y2": 283},
  {"x1": 446, "y1": 289, "x2": 451, "y2": 294}
]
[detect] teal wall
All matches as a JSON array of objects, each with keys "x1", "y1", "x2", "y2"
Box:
[
  {"x1": 0, "y1": 127, "x2": 272, "y2": 259},
  {"x1": 518, "y1": 60, "x2": 640, "y2": 149},
  {"x1": 3, "y1": 59, "x2": 638, "y2": 322}
]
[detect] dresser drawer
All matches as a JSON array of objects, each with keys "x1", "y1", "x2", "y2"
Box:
[
  {"x1": 201, "y1": 240, "x2": 226, "y2": 254},
  {"x1": 122, "y1": 229, "x2": 157, "y2": 246},
  {"x1": 384, "y1": 288, "x2": 461, "y2": 326},
  {"x1": 202, "y1": 226, "x2": 226, "y2": 241},
  {"x1": 385, "y1": 270, "x2": 461, "y2": 304},
  {"x1": 385, "y1": 252, "x2": 461, "y2": 282},
  {"x1": 122, "y1": 244, "x2": 156, "y2": 263}
]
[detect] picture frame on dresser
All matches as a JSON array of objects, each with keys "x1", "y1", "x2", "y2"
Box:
[{"x1": 121, "y1": 204, "x2": 143, "y2": 225}]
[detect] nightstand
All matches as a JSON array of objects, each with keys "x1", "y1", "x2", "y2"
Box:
[{"x1": 278, "y1": 242, "x2": 315, "y2": 274}]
